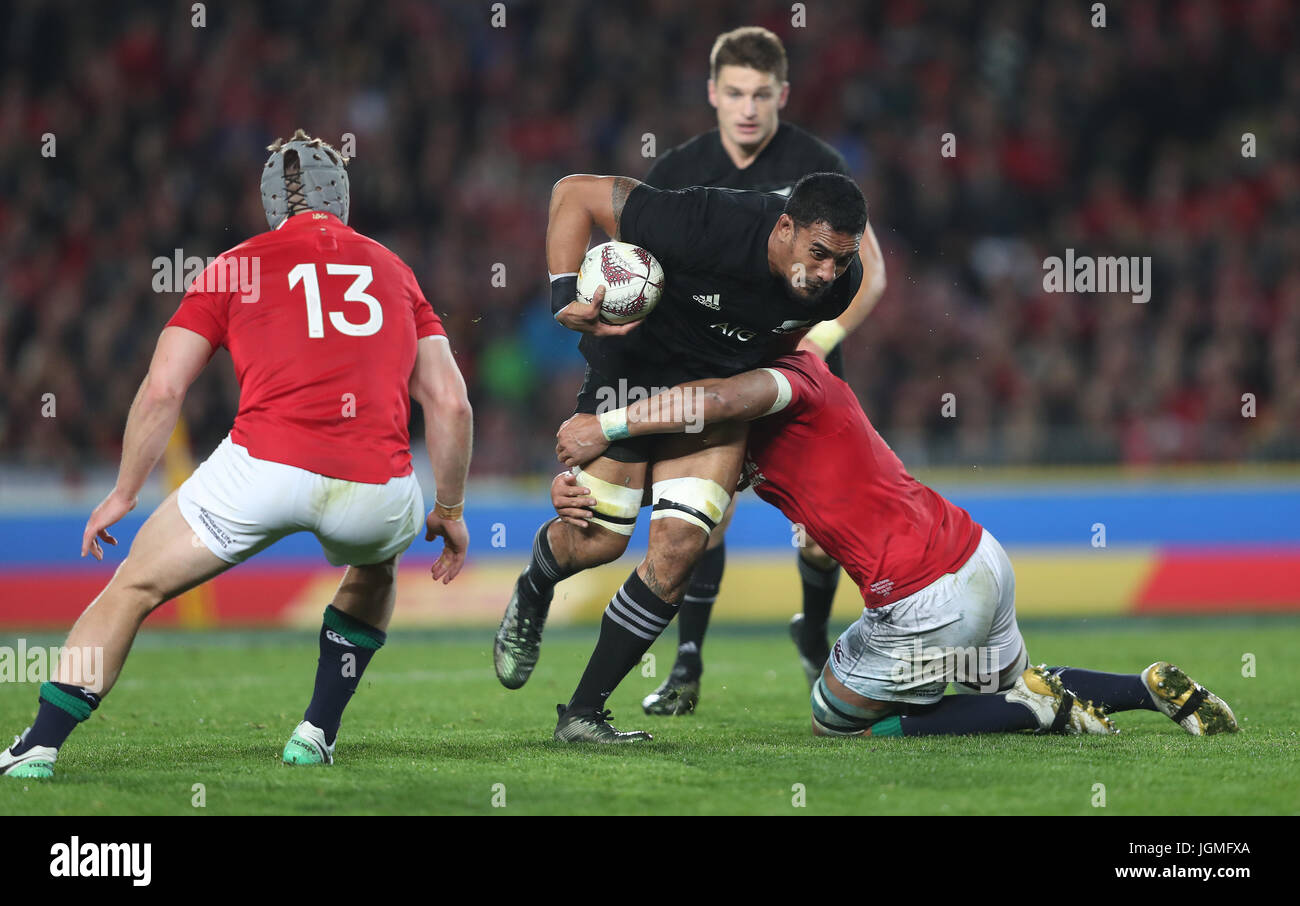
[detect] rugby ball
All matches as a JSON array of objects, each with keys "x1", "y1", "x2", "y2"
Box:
[{"x1": 576, "y1": 241, "x2": 664, "y2": 324}]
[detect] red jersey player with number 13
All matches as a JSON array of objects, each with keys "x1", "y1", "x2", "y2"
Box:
[{"x1": 0, "y1": 130, "x2": 474, "y2": 779}]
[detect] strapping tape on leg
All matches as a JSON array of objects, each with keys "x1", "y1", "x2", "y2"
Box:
[
  {"x1": 571, "y1": 466, "x2": 642, "y2": 536},
  {"x1": 649, "y1": 477, "x2": 731, "y2": 535},
  {"x1": 811, "y1": 674, "x2": 891, "y2": 736}
]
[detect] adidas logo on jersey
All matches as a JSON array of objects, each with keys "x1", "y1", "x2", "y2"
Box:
[{"x1": 693, "y1": 293, "x2": 721, "y2": 310}]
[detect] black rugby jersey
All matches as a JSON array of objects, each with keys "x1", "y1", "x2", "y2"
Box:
[
  {"x1": 578, "y1": 184, "x2": 863, "y2": 385},
  {"x1": 643, "y1": 122, "x2": 851, "y2": 195}
]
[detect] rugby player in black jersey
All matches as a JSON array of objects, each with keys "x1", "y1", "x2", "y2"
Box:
[
  {"x1": 496, "y1": 172, "x2": 867, "y2": 741},
  {"x1": 637, "y1": 26, "x2": 887, "y2": 715}
]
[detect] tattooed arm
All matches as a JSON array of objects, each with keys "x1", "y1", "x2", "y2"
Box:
[
  {"x1": 546, "y1": 175, "x2": 642, "y2": 273},
  {"x1": 547, "y1": 175, "x2": 644, "y2": 337},
  {"x1": 610, "y1": 176, "x2": 637, "y2": 240}
]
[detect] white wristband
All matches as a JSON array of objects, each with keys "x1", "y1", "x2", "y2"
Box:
[
  {"x1": 805, "y1": 320, "x2": 848, "y2": 354},
  {"x1": 598, "y1": 408, "x2": 631, "y2": 441}
]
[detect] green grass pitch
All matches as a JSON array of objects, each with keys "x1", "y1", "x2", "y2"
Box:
[{"x1": 1, "y1": 616, "x2": 1297, "y2": 815}]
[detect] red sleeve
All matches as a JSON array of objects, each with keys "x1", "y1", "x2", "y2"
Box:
[
  {"x1": 408, "y1": 270, "x2": 445, "y2": 339},
  {"x1": 166, "y1": 256, "x2": 233, "y2": 347}
]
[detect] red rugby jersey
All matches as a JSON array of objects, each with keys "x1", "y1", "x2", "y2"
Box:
[
  {"x1": 167, "y1": 211, "x2": 445, "y2": 483},
  {"x1": 744, "y1": 351, "x2": 982, "y2": 607}
]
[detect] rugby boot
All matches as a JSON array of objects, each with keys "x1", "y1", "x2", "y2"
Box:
[
  {"x1": 641, "y1": 662, "x2": 700, "y2": 716},
  {"x1": 554, "y1": 705, "x2": 652, "y2": 743},
  {"x1": 789, "y1": 613, "x2": 830, "y2": 689},
  {"x1": 282, "y1": 720, "x2": 334, "y2": 765},
  {"x1": 1006, "y1": 666, "x2": 1117, "y2": 735},
  {"x1": 494, "y1": 568, "x2": 552, "y2": 689},
  {"x1": 1142, "y1": 661, "x2": 1238, "y2": 735},
  {"x1": 0, "y1": 730, "x2": 57, "y2": 779}
]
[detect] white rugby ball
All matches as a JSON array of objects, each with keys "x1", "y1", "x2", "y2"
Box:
[{"x1": 576, "y1": 240, "x2": 664, "y2": 324}]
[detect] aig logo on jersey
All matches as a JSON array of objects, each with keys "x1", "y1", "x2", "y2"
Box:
[
  {"x1": 713, "y1": 319, "x2": 811, "y2": 341},
  {"x1": 693, "y1": 293, "x2": 721, "y2": 310},
  {"x1": 711, "y1": 322, "x2": 756, "y2": 341}
]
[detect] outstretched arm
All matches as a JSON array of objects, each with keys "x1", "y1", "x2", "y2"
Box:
[
  {"x1": 555, "y1": 368, "x2": 785, "y2": 468},
  {"x1": 83, "y1": 326, "x2": 213, "y2": 558},
  {"x1": 547, "y1": 174, "x2": 643, "y2": 338}
]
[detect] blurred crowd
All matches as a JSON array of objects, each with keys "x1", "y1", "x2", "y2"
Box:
[{"x1": 1, "y1": 0, "x2": 1297, "y2": 479}]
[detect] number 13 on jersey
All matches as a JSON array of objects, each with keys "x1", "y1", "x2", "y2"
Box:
[{"x1": 288, "y1": 263, "x2": 384, "y2": 338}]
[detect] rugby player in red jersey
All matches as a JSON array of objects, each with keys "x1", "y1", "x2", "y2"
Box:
[
  {"x1": 0, "y1": 130, "x2": 473, "y2": 779},
  {"x1": 553, "y1": 351, "x2": 1239, "y2": 738}
]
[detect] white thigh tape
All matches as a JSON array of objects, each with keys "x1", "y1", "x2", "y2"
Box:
[
  {"x1": 571, "y1": 466, "x2": 641, "y2": 536},
  {"x1": 649, "y1": 477, "x2": 731, "y2": 534}
]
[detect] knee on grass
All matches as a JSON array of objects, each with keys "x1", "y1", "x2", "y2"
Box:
[{"x1": 810, "y1": 672, "x2": 895, "y2": 737}]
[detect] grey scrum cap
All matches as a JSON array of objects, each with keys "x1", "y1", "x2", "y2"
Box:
[{"x1": 261, "y1": 129, "x2": 350, "y2": 229}]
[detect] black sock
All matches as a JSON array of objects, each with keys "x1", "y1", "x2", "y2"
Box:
[
  {"x1": 896, "y1": 694, "x2": 1039, "y2": 736},
  {"x1": 303, "y1": 605, "x2": 386, "y2": 745},
  {"x1": 797, "y1": 553, "x2": 840, "y2": 646},
  {"x1": 11, "y1": 682, "x2": 100, "y2": 754},
  {"x1": 676, "y1": 543, "x2": 725, "y2": 676},
  {"x1": 1047, "y1": 666, "x2": 1155, "y2": 713},
  {"x1": 521, "y1": 520, "x2": 570, "y2": 612},
  {"x1": 567, "y1": 569, "x2": 676, "y2": 715}
]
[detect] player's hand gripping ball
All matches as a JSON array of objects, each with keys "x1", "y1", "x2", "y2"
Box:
[{"x1": 577, "y1": 241, "x2": 664, "y2": 324}]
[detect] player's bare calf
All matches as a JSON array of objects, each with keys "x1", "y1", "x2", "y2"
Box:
[
  {"x1": 551, "y1": 422, "x2": 746, "y2": 742},
  {"x1": 495, "y1": 454, "x2": 646, "y2": 690}
]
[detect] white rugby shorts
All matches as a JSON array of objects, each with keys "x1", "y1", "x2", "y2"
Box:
[
  {"x1": 827, "y1": 529, "x2": 1029, "y2": 704},
  {"x1": 177, "y1": 435, "x2": 424, "y2": 567}
]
